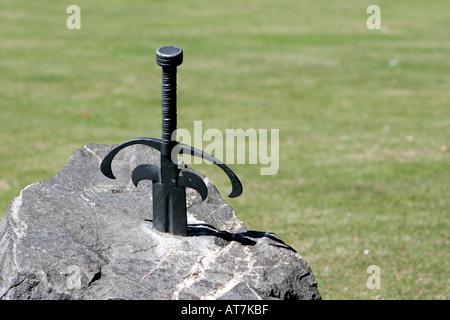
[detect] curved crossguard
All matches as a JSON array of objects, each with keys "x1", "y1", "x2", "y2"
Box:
[
  {"x1": 100, "y1": 137, "x2": 243, "y2": 198},
  {"x1": 100, "y1": 46, "x2": 243, "y2": 236}
]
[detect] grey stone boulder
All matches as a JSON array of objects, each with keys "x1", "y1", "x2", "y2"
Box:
[{"x1": 0, "y1": 143, "x2": 320, "y2": 300}]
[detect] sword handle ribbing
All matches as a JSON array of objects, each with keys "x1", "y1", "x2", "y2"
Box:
[{"x1": 156, "y1": 46, "x2": 183, "y2": 158}]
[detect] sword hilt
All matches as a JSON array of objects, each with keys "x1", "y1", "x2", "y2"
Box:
[
  {"x1": 156, "y1": 46, "x2": 183, "y2": 158},
  {"x1": 101, "y1": 45, "x2": 243, "y2": 237}
]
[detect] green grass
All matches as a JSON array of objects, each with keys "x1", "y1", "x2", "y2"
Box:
[{"x1": 1, "y1": 0, "x2": 449, "y2": 299}]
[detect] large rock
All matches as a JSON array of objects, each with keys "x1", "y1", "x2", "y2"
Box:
[{"x1": 0, "y1": 143, "x2": 320, "y2": 300}]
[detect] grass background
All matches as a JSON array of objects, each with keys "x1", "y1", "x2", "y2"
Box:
[{"x1": 1, "y1": 0, "x2": 448, "y2": 299}]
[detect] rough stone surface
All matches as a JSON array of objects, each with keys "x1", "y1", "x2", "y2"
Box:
[{"x1": 0, "y1": 143, "x2": 320, "y2": 300}]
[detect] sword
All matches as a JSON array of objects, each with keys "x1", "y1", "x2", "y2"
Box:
[{"x1": 100, "y1": 46, "x2": 243, "y2": 236}]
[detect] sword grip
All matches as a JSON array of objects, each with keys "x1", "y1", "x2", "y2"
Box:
[
  {"x1": 156, "y1": 46, "x2": 183, "y2": 157},
  {"x1": 161, "y1": 67, "x2": 177, "y2": 144}
]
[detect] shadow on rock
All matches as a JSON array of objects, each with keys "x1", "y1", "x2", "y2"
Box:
[{"x1": 187, "y1": 223, "x2": 297, "y2": 253}]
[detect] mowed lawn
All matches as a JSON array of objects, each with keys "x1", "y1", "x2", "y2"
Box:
[{"x1": 1, "y1": 0, "x2": 448, "y2": 299}]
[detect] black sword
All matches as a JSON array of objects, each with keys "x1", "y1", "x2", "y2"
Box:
[{"x1": 100, "y1": 46, "x2": 242, "y2": 236}]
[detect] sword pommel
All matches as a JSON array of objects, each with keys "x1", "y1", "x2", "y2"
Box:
[{"x1": 156, "y1": 46, "x2": 183, "y2": 67}]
